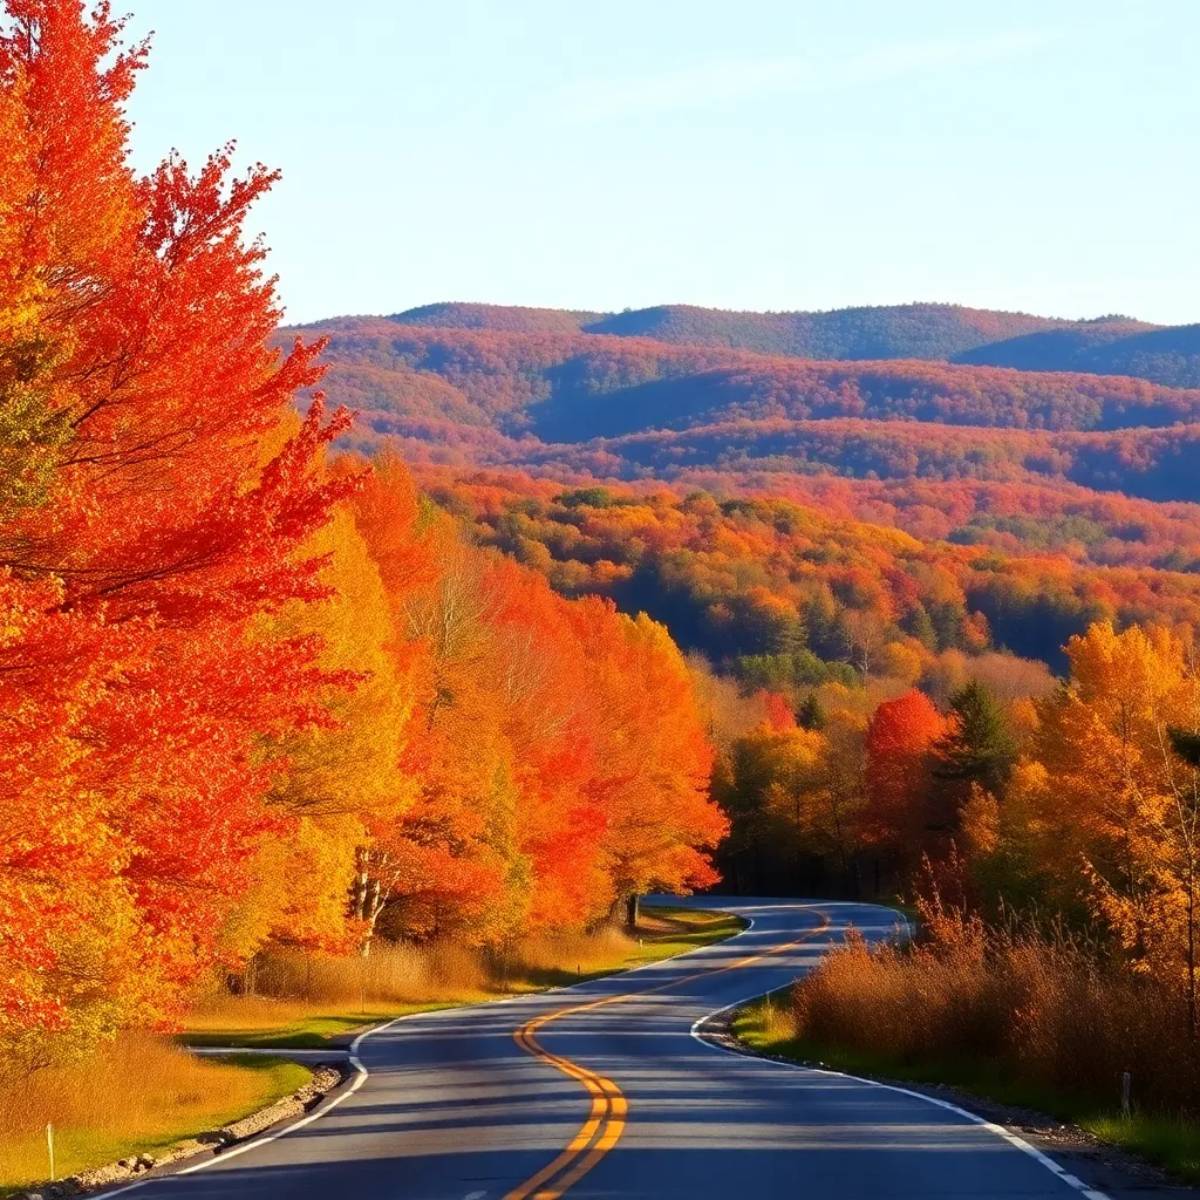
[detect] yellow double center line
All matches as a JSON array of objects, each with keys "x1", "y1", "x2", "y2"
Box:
[{"x1": 504, "y1": 909, "x2": 833, "y2": 1200}]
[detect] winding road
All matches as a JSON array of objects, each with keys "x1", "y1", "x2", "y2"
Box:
[{"x1": 108, "y1": 898, "x2": 1165, "y2": 1200}]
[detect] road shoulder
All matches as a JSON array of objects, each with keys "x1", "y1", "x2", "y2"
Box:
[{"x1": 698, "y1": 996, "x2": 1199, "y2": 1200}]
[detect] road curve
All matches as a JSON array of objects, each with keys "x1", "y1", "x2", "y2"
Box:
[{"x1": 107, "y1": 898, "x2": 1137, "y2": 1200}]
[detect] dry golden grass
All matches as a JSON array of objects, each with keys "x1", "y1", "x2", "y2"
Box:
[
  {"x1": 183, "y1": 907, "x2": 741, "y2": 1048},
  {"x1": 249, "y1": 939, "x2": 497, "y2": 1005},
  {"x1": 789, "y1": 908, "x2": 1200, "y2": 1116},
  {"x1": 504, "y1": 925, "x2": 644, "y2": 983},
  {"x1": 182, "y1": 942, "x2": 501, "y2": 1049},
  {"x1": 0, "y1": 1035, "x2": 307, "y2": 1193},
  {"x1": 199, "y1": 925, "x2": 649, "y2": 1011},
  {"x1": 192, "y1": 927, "x2": 639, "y2": 1011}
]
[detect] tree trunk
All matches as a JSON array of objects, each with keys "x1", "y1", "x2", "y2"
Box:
[
  {"x1": 1187, "y1": 858, "x2": 1197, "y2": 1039},
  {"x1": 625, "y1": 893, "x2": 640, "y2": 931},
  {"x1": 360, "y1": 877, "x2": 383, "y2": 957}
]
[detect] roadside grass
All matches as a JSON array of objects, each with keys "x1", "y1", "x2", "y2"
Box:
[
  {"x1": 732, "y1": 993, "x2": 1200, "y2": 1185},
  {"x1": 3, "y1": 908, "x2": 744, "y2": 1193},
  {"x1": 181, "y1": 904, "x2": 745, "y2": 1050},
  {"x1": 0, "y1": 1036, "x2": 308, "y2": 1197},
  {"x1": 512, "y1": 906, "x2": 746, "y2": 989}
]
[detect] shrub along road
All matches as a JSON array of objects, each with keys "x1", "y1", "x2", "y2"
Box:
[{"x1": 101, "y1": 899, "x2": 1156, "y2": 1200}]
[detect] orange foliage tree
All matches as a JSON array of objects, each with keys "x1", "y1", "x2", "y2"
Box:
[
  {"x1": 1023, "y1": 623, "x2": 1200, "y2": 1028},
  {"x1": 575, "y1": 602, "x2": 725, "y2": 925},
  {"x1": 863, "y1": 691, "x2": 948, "y2": 867},
  {"x1": 344, "y1": 463, "x2": 725, "y2": 946}
]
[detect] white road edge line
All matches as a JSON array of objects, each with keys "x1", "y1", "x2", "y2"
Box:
[
  {"x1": 96, "y1": 899, "x2": 776, "y2": 1197},
  {"x1": 689, "y1": 978, "x2": 1114, "y2": 1200}
]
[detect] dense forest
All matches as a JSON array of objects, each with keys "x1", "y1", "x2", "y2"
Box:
[
  {"x1": 427, "y1": 466, "x2": 1200, "y2": 1047},
  {"x1": 7, "y1": 0, "x2": 1200, "y2": 1132},
  {"x1": 421, "y1": 470, "x2": 1200, "y2": 675}
]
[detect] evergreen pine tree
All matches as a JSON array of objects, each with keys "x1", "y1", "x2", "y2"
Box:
[
  {"x1": 797, "y1": 692, "x2": 826, "y2": 731},
  {"x1": 936, "y1": 679, "x2": 1016, "y2": 795}
]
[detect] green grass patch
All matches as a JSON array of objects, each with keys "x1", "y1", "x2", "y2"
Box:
[
  {"x1": 732, "y1": 993, "x2": 1200, "y2": 1185},
  {"x1": 637, "y1": 905, "x2": 749, "y2": 955},
  {"x1": 181, "y1": 1002, "x2": 467, "y2": 1050},
  {"x1": 1086, "y1": 1114, "x2": 1200, "y2": 1183}
]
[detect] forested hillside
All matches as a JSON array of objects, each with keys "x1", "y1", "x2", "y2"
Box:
[
  {"x1": 420, "y1": 469, "x2": 1200, "y2": 675},
  {"x1": 297, "y1": 322, "x2": 1200, "y2": 436},
  {"x1": 582, "y1": 303, "x2": 1062, "y2": 360},
  {"x1": 284, "y1": 317, "x2": 1200, "y2": 572},
  {"x1": 958, "y1": 320, "x2": 1200, "y2": 386}
]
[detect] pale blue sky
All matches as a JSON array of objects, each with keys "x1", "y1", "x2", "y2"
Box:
[{"x1": 125, "y1": 2, "x2": 1198, "y2": 326}]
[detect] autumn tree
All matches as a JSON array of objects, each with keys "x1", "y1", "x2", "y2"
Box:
[
  {"x1": 863, "y1": 690, "x2": 948, "y2": 869},
  {"x1": 1031, "y1": 623, "x2": 1200, "y2": 1032},
  {"x1": 798, "y1": 692, "x2": 826, "y2": 730},
  {"x1": 0, "y1": 0, "x2": 350, "y2": 1063},
  {"x1": 481, "y1": 559, "x2": 608, "y2": 931},
  {"x1": 715, "y1": 688, "x2": 869, "y2": 896},
  {"x1": 575, "y1": 602, "x2": 724, "y2": 927},
  {"x1": 227, "y1": 501, "x2": 415, "y2": 961},
  {"x1": 719, "y1": 722, "x2": 824, "y2": 891},
  {"x1": 358, "y1": 493, "x2": 523, "y2": 947}
]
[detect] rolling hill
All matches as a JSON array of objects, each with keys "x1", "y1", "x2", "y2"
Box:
[
  {"x1": 956, "y1": 321, "x2": 1200, "y2": 386},
  {"x1": 286, "y1": 304, "x2": 1200, "y2": 577}
]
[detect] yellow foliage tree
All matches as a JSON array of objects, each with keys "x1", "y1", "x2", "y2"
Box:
[
  {"x1": 1032, "y1": 622, "x2": 1200, "y2": 1030},
  {"x1": 230, "y1": 507, "x2": 414, "y2": 958}
]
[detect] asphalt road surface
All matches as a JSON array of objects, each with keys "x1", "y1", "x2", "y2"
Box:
[{"x1": 108, "y1": 898, "x2": 1166, "y2": 1200}]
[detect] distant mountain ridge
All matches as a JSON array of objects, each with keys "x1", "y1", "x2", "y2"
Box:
[
  {"x1": 375, "y1": 301, "x2": 1199, "y2": 387},
  {"x1": 384, "y1": 302, "x2": 605, "y2": 335},
  {"x1": 584, "y1": 303, "x2": 1071, "y2": 362}
]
